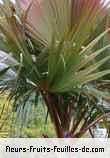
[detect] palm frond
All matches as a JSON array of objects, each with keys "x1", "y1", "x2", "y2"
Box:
[{"x1": 0, "y1": 0, "x2": 110, "y2": 137}]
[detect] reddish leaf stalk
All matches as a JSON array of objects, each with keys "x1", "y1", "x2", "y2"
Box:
[
  {"x1": 41, "y1": 91, "x2": 64, "y2": 138},
  {"x1": 74, "y1": 112, "x2": 110, "y2": 137},
  {"x1": 69, "y1": 109, "x2": 87, "y2": 136}
]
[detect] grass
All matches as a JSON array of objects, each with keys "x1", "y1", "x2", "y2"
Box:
[{"x1": 0, "y1": 95, "x2": 56, "y2": 138}]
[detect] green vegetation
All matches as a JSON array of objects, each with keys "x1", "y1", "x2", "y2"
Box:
[
  {"x1": 0, "y1": 0, "x2": 110, "y2": 138},
  {"x1": 0, "y1": 96, "x2": 55, "y2": 137}
]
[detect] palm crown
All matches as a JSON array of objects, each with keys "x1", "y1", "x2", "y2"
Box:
[{"x1": 0, "y1": 0, "x2": 110, "y2": 137}]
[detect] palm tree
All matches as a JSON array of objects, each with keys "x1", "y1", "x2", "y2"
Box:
[{"x1": 0, "y1": 0, "x2": 110, "y2": 137}]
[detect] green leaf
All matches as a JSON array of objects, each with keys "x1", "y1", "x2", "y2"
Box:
[{"x1": 80, "y1": 70, "x2": 110, "y2": 85}]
